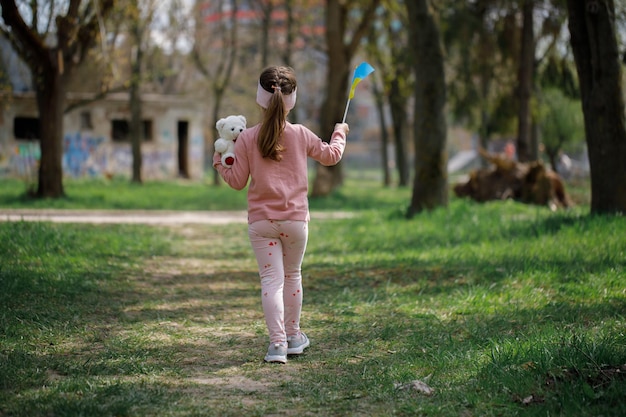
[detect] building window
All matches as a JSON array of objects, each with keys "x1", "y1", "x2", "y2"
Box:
[
  {"x1": 111, "y1": 119, "x2": 153, "y2": 142},
  {"x1": 13, "y1": 116, "x2": 40, "y2": 140},
  {"x1": 80, "y1": 111, "x2": 93, "y2": 129},
  {"x1": 143, "y1": 120, "x2": 153, "y2": 141},
  {"x1": 112, "y1": 119, "x2": 129, "y2": 141}
]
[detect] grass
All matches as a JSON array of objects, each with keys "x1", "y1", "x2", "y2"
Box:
[
  {"x1": 0, "y1": 173, "x2": 413, "y2": 212},
  {"x1": 0, "y1": 177, "x2": 249, "y2": 211},
  {"x1": 2, "y1": 176, "x2": 625, "y2": 416}
]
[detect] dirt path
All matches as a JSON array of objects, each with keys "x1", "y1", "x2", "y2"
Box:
[
  {"x1": 1, "y1": 208, "x2": 356, "y2": 414},
  {"x1": 0, "y1": 208, "x2": 353, "y2": 225}
]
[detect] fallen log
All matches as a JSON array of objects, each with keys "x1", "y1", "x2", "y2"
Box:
[{"x1": 453, "y1": 149, "x2": 572, "y2": 210}]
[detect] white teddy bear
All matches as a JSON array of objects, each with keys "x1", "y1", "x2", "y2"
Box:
[{"x1": 214, "y1": 115, "x2": 247, "y2": 168}]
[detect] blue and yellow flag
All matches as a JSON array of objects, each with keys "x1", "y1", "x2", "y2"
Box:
[{"x1": 348, "y1": 62, "x2": 375, "y2": 99}]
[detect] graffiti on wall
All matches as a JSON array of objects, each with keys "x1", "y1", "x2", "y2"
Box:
[
  {"x1": 108, "y1": 147, "x2": 176, "y2": 179},
  {"x1": 0, "y1": 142, "x2": 41, "y2": 180},
  {"x1": 1, "y1": 130, "x2": 204, "y2": 180},
  {"x1": 191, "y1": 132, "x2": 203, "y2": 161},
  {"x1": 0, "y1": 144, "x2": 7, "y2": 176},
  {"x1": 63, "y1": 132, "x2": 107, "y2": 177}
]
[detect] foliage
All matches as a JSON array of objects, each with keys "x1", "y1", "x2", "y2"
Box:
[
  {"x1": 441, "y1": 1, "x2": 519, "y2": 138},
  {"x1": 1, "y1": 192, "x2": 624, "y2": 415},
  {"x1": 539, "y1": 54, "x2": 580, "y2": 99},
  {"x1": 536, "y1": 87, "x2": 585, "y2": 169}
]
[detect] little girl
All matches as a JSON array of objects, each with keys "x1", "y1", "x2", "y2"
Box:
[{"x1": 213, "y1": 66, "x2": 349, "y2": 363}]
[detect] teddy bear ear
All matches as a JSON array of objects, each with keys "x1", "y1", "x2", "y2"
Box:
[
  {"x1": 238, "y1": 115, "x2": 247, "y2": 125},
  {"x1": 216, "y1": 119, "x2": 225, "y2": 130}
]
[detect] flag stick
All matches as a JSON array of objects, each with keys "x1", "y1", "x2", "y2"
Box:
[{"x1": 342, "y1": 99, "x2": 351, "y2": 123}]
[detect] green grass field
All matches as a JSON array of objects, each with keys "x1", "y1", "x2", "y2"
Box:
[{"x1": 1, "y1": 177, "x2": 625, "y2": 416}]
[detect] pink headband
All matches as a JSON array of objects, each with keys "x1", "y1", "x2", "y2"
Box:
[{"x1": 256, "y1": 82, "x2": 297, "y2": 110}]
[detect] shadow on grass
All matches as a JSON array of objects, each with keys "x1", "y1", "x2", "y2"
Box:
[
  {"x1": 296, "y1": 264, "x2": 626, "y2": 415},
  {"x1": 0, "y1": 222, "x2": 265, "y2": 415},
  {"x1": 0, "y1": 264, "x2": 274, "y2": 416},
  {"x1": 2, "y1": 211, "x2": 624, "y2": 416}
]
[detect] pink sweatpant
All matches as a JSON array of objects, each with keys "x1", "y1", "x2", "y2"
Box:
[{"x1": 248, "y1": 220, "x2": 308, "y2": 345}]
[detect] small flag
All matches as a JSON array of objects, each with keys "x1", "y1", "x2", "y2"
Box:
[{"x1": 348, "y1": 62, "x2": 375, "y2": 99}]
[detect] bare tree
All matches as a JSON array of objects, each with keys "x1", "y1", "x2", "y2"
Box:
[
  {"x1": 0, "y1": 0, "x2": 114, "y2": 197},
  {"x1": 566, "y1": 0, "x2": 626, "y2": 214},
  {"x1": 366, "y1": 1, "x2": 412, "y2": 187},
  {"x1": 280, "y1": 0, "x2": 295, "y2": 68},
  {"x1": 192, "y1": 0, "x2": 239, "y2": 185},
  {"x1": 251, "y1": 0, "x2": 273, "y2": 68},
  {"x1": 310, "y1": 0, "x2": 381, "y2": 197},
  {"x1": 124, "y1": 0, "x2": 159, "y2": 184},
  {"x1": 405, "y1": 0, "x2": 448, "y2": 216}
]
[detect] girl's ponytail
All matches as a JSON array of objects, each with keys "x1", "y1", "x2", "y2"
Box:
[{"x1": 257, "y1": 66, "x2": 297, "y2": 161}]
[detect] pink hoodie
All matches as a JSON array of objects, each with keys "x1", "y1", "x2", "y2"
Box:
[{"x1": 214, "y1": 122, "x2": 346, "y2": 224}]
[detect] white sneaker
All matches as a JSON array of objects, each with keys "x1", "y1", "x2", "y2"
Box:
[
  {"x1": 264, "y1": 343, "x2": 287, "y2": 363},
  {"x1": 287, "y1": 332, "x2": 310, "y2": 355}
]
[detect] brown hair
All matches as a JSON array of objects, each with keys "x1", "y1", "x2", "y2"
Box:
[{"x1": 258, "y1": 66, "x2": 297, "y2": 161}]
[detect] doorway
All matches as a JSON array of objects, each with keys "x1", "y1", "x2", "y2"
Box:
[{"x1": 177, "y1": 120, "x2": 189, "y2": 178}]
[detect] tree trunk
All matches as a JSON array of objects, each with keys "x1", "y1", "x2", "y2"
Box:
[
  {"x1": 35, "y1": 61, "x2": 66, "y2": 198},
  {"x1": 311, "y1": 0, "x2": 380, "y2": 197},
  {"x1": 389, "y1": 77, "x2": 409, "y2": 187},
  {"x1": 516, "y1": 0, "x2": 535, "y2": 162},
  {"x1": 130, "y1": 43, "x2": 143, "y2": 184},
  {"x1": 281, "y1": 0, "x2": 294, "y2": 68},
  {"x1": 406, "y1": 0, "x2": 448, "y2": 217},
  {"x1": 282, "y1": 0, "x2": 297, "y2": 124},
  {"x1": 260, "y1": 1, "x2": 271, "y2": 68},
  {"x1": 566, "y1": 0, "x2": 626, "y2": 214},
  {"x1": 311, "y1": 1, "x2": 350, "y2": 197},
  {"x1": 372, "y1": 76, "x2": 390, "y2": 186}
]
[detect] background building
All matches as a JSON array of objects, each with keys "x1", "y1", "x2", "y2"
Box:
[{"x1": 0, "y1": 91, "x2": 206, "y2": 181}]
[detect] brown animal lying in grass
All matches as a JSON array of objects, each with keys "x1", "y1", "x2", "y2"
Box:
[{"x1": 453, "y1": 149, "x2": 572, "y2": 210}]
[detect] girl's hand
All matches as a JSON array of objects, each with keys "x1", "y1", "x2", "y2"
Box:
[
  {"x1": 212, "y1": 152, "x2": 222, "y2": 168},
  {"x1": 334, "y1": 123, "x2": 350, "y2": 136}
]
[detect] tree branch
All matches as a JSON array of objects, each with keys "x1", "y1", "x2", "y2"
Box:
[
  {"x1": 0, "y1": 0, "x2": 48, "y2": 66},
  {"x1": 347, "y1": 0, "x2": 381, "y2": 56},
  {"x1": 64, "y1": 85, "x2": 128, "y2": 114}
]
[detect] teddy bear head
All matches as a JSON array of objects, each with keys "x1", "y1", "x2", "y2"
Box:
[{"x1": 216, "y1": 115, "x2": 247, "y2": 142}]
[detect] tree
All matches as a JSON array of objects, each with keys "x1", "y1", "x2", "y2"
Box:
[
  {"x1": 310, "y1": 0, "x2": 381, "y2": 197},
  {"x1": 566, "y1": 0, "x2": 626, "y2": 214},
  {"x1": 0, "y1": 0, "x2": 114, "y2": 198},
  {"x1": 123, "y1": 0, "x2": 154, "y2": 183},
  {"x1": 405, "y1": 0, "x2": 448, "y2": 216},
  {"x1": 251, "y1": 0, "x2": 274, "y2": 68},
  {"x1": 192, "y1": 0, "x2": 239, "y2": 185},
  {"x1": 366, "y1": 0, "x2": 412, "y2": 187},
  {"x1": 442, "y1": 1, "x2": 518, "y2": 157},
  {"x1": 121, "y1": 0, "x2": 162, "y2": 183},
  {"x1": 250, "y1": 0, "x2": 298, "y2": 120},
  {"x1": 515, "y1": 0, "x2": 535, "y2": 162},
  {"x1": 443, "y1": 0, "x2": 567, "y2": 163},
  {"x1": 517, "y1": 0, "x2": 568, "y2": 162},
  {"x1": 0, "y1": 45, "x2": 10, "y2": 92},
  {"x1": 369, "y1": 73, "x2": 391, "y2": 186},
  {"x1": 537, "y1": 88, "x2": 583, "y2": 171}
]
